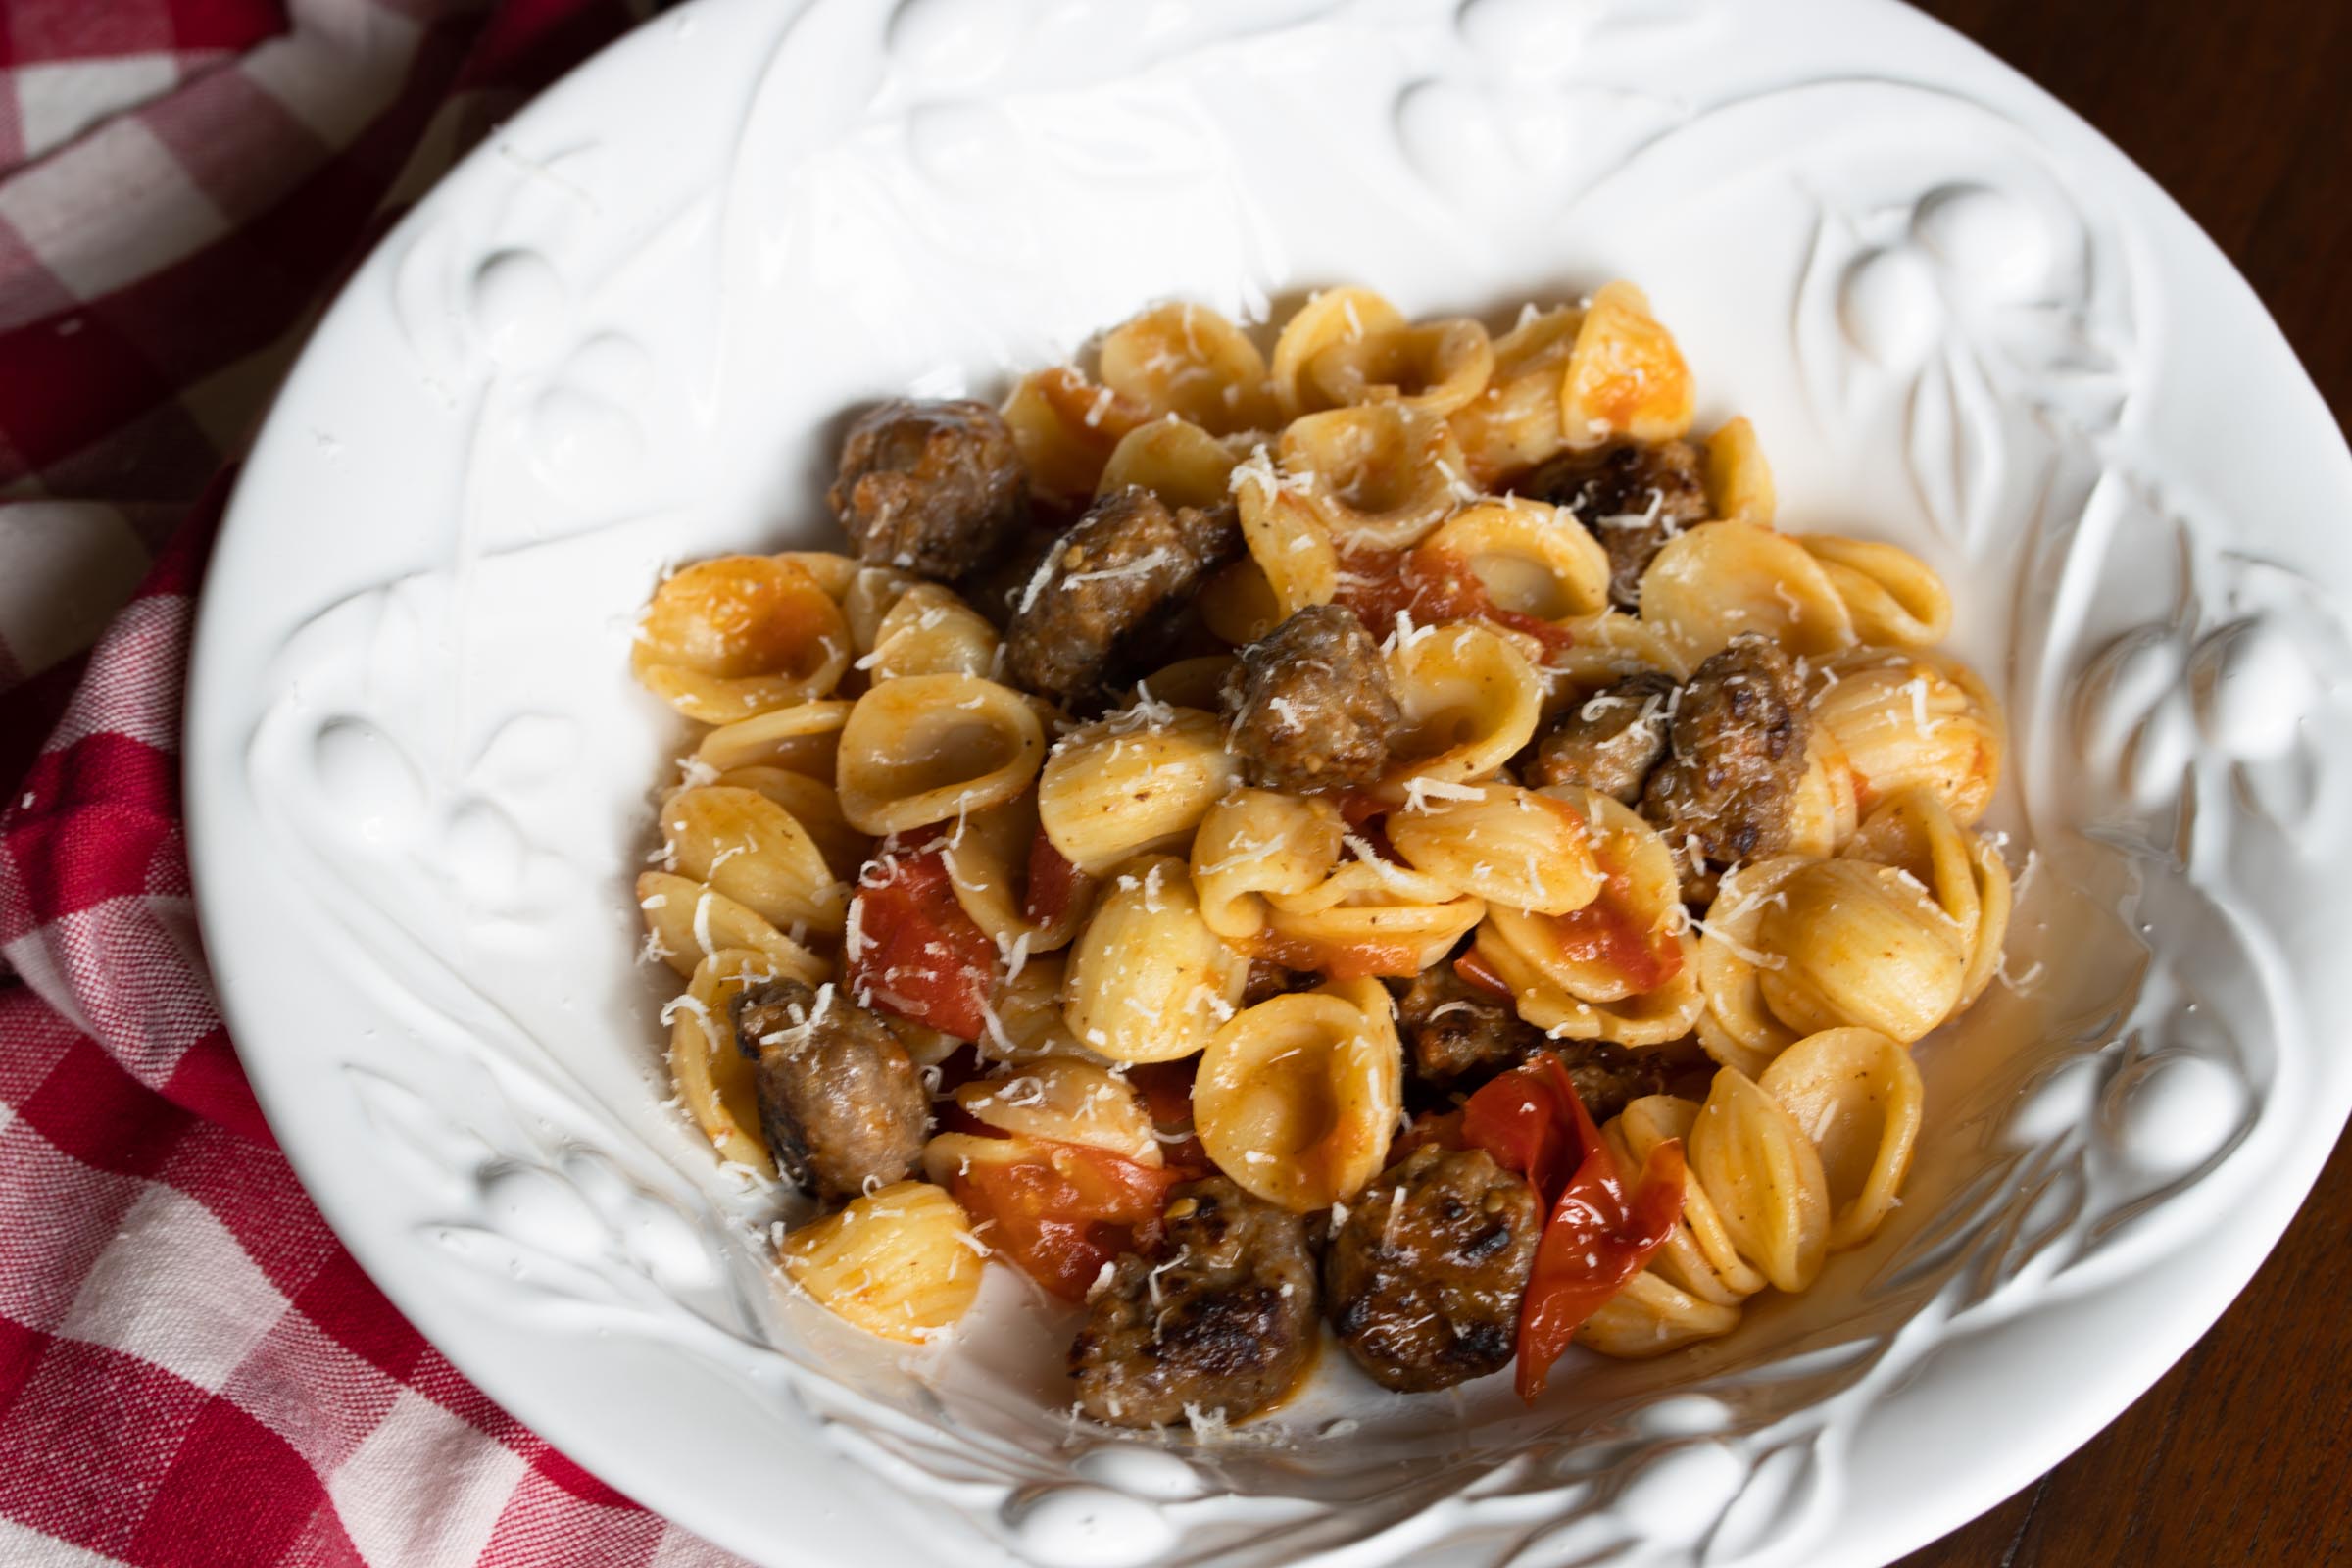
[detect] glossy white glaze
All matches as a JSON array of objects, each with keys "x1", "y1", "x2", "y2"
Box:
[{"x1": 183, "y1": 0, "x2": 2352, "y2": 1564}]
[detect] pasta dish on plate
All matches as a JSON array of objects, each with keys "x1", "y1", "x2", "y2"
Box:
[{"x1": 627, "y1": 281, "x2": 2010, "y2": 1424}]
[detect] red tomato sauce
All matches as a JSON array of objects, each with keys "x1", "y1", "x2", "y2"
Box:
[
  {"x1": 1332, "y1": 546, "x2": 1577, "y2": 654},
  {"x1": 1545, "y1": 862, "x2": 1682, "y2": 994}
]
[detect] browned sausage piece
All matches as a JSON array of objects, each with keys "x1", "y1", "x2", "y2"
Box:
[
  {"x1": 1525, "y1": 439, "x2": 1711, "y2": 611},
  {"x1": 829, "y1": 399, "x2": 1029, "y2": 580},
  {"x1": 1325, "y1": 1145, "x2": 1539, "y2": 1393},
  {"x1": 1527, "y1": 669, "x2": 1677, "y2": 801},
  {"x1": 1548, "y1": 1038, "x2": 1711, "y2": 1127},
  {"x1": 1243, "y1": 958, "x2": 1319, "y2": 1007},
  {"x1": 732, "y1": 979, "x2": 928, "y2": 1203},
  {"x1": 1397, "y1": 964, "x2": 1539, "y2": 1086},
  {"x1": 1069, "y1": 1177, "x2": 1318, "y2": 1427},
  {"x1": 1640, "y1": 632, "x2": 1810, "y2": 899},
  {"x1": 1219, "y1": 604, "x2": 1400, "y2": 791},
  {"x1": 1003, "y1": 486, "x2": 1243, "y2": 709}
]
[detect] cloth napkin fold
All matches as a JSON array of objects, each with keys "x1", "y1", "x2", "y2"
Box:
[{"x1": 0, "y1": 2, "x2": 745, "y2": 1562}]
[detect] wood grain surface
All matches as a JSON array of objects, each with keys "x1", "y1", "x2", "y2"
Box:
[{"x1": 1894, "y1": 2, "x2": 2352, "y2": 1563}]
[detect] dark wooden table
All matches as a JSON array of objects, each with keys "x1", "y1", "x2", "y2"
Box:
[{"x1": 1894, "y1": 2, "x2": 2352, "y2": 1563}]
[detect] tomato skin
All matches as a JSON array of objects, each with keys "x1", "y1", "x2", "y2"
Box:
[
  {"x1": 1023, "y1": 828, "x2": 1085, "y2": 928},
  {"x1": 1460, "y1": 1054, "x2": 1686, "y2": 1400},
  {"x1": 848, "y1": 850, "x2": 996, "y2": 1040},
  {"x1": 946, "y1": 1138, "x2": 1188, "y2": 1301},
  {"x1": 1452, "y1": 948, "x2": 1514, "y2": 1001}
]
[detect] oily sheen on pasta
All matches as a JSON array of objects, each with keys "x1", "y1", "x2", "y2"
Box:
[{"x1": 621, "y1": 281, "x2": 2019, "y2": 1419}]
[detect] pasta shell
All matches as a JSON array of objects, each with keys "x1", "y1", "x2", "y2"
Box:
[
  {"x1": 660, "y1": 785, "x2": 848, "y2": 938},
  {"x1": 1271, "y1": 287, "x2": 1404, "y2": 419},
  {"x1": 1638, "y1": 520, "x2": 1857, "y2": 664},
  {"x1": 1037, "y1": 707, "x2": 1240, "y2": 875},
  {"x1": 1689, "y1": 1066, "x2": 1830, "y2": 1294},
  {"x1": 779, "y1": 1182, "x2": 983, "y2": 1342},
  {"x1": 632, "y1": 556, "x2": 852, "y2": 721},
  {"x1": 1099, "y1": 303, "x2": 1276, "y2": 434},
  {"x1": 1194, "y1": 980, "x2": 1402, "y2": 1212},
  {"x1": 664, "y1": 947, "x2": 782, "y2": 1175},
  {"x1": 1061, "y1": 854, "x2": 1246, "y2": 1063},
  {"x1": 1758, "y1": 1028, "x2": 1924, "y2": 1251},
  {"x1": 637, "y1": 871, "x2": 827, "y2": 984},
  {"x1": 955, "y1": 1058, "x2": 1162, "y2": 1167},
  {"x1": 836, "y1": 674, "x2": 1047, "y2": 835}
]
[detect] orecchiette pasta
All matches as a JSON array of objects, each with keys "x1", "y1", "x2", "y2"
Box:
[
  {"x1": 1809, "y1": 647, "x2": 2003, "y2": 826},
  {"x1": 1447, "y1": 303, "x2": 1583, "y2": 484},
  {"x1": 1002, "y1": 366, "x2": 1152, "y2": 501},
  {"x1": 660, "y1": 784, "x2": 848, "y2": 938},
  {"x1": 779, "y1": 1180, "x2": 983, "y2": 1342},
  {"x1": 1193, "y1": 979, "x2": 1403, "y2": 1212},
  {"x1": 1638, "y1": 520, "x2": 1857, "y2": 663},
  {"x1": 664, "y1": 947, "x2": 786, "y2": 1174},
  {"x1": 1579, "y1": 1026, "x2": 1922, "y2": 1357},
  {"x1": 1756, "y1": 1027, "x2": 1923, "y2": 1251},
  {"x1": 842, "y1": 564, "x2": 920, "y2": 655},
  {"x1": 1280, "y1": 403, "x2": 1471, "y2": 552},
  {"x1": 696, "y1": 698, "x2": 851, "y2": 777},
  {"x1": 1799, "y1": 536, "x2": 1952, "y2": 646},
  {"x1": 1099, "y1": 416, "x2": 1241, "y2": 510},
  {"x1": 955, "y1": 1058, "x2": 1162, "y2": 1166},
  {"x1": 835, "y1": 673, "x2": 1046, "y2": 835},
  {"x1": 1037, "y1": 706, "x2": 1240, "y2": 875},
  {"x1": 942, "y1": 793, "x2": 1092, "y2": 955},
  {"x1": 1260, "y1": 852, "x2": 1486, "y2": 978},
  {"x1": 1061, "y1": 854, "x2": 1246, "y2": 1063},
  {"x1": 707, "y1": 765, "x2": 868, "y2": 881},
  {"x1": 858, "y1": 581, "x2": 999, "y2": 681},
  {"x1": 1471, "y1": 790, "x2": 1703, "y2": 1045},
  {"x1": 1305, "y1": 317, "x2": 1494, "y2": 417},
  {"x1": 1419, "y1": 499, "x2": 1611, "y2": 622},
  {"x1": 627, "y1": 279, "x2": 2022, "y2": 1403},
  {"x1": 632, "y1": 556, "x2": 853, "y2": 721},
  {"x1": 1386, "y1": 783, "x2": 1603, "y2": 915},
  {"x1": 1232, "y1": 445, "x2": 1341, "y2": 619},
  {"x1": 1099, "y1": 302, "x2": 1275, "y2": 434},
  {"x1": 1702, "y1": 416, "x2": 1776, "y2": 525},
  {"x1": 1190, "y1": 789, "x2": 1346, "y2": 942},
  {"x1": 637, "y1": 871, "x2": 825, "y2": 983},
  {"x1": 1379, "y1": 622, "x2": 1544, "y2": 795},
  {"x1": 1271, "y1": 286, "x2": 1404, "y2": 419},
  {"x1": 1559, "y1": 281, "x2": 1694, "y2": 448}
]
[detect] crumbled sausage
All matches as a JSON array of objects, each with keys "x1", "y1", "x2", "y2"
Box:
[
  {"x1": 829, "y1": 399, "x2": 1030, "y2": 580},
  {"x1": 1003, "y1": 486, "x2": 1243, "y2": 709},
  {"x1": 1070, "y1": 1177, "x2": 1318, "y2": 1426},
  {"x1": 1325, "y1": 1145, "x2": 1539, "y2": 1393},
  {"x1": 1398, "y1": 964, "x2": 1539, "y2": 1086},
  {"x1": 1640, "y1": 633, "x2": 1810, "y2": 900},
  {"x1": 1527, "y1": 439, "x2": 1711, "y2": 611},
  {"x1": 1527, "y1": 669, "x2": 1677, "y2": 801},
  {"x1": 732, "y1": 980, "x2": 928, "y2": 1203},
  {"x1": 1220, "y1": 605, "x2": 1400, "y2": 791}
]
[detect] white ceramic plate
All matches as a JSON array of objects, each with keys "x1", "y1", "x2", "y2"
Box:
[{"x1": 184, "y1": 1, "x2": 2352, "y2": 1564}]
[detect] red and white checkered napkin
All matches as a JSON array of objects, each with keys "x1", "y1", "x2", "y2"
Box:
[{"x1": 0, "y1": 2, "x2": 750, "y2": 1563}]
